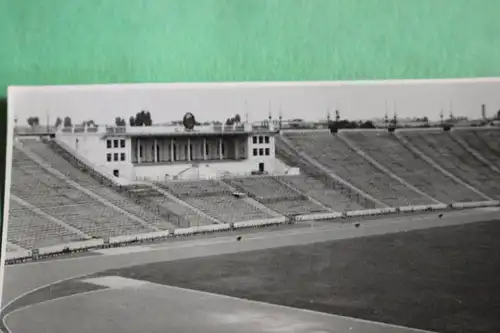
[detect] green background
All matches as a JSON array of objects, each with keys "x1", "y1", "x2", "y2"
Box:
[
  {"x1": 1, "y1": 0, "x2": 500, "y2": 96},
  {"x1": 1, "y1": 0, "x2": 500, "y2": 227}
]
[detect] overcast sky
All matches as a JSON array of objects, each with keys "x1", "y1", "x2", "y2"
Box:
[{"x1": 9, "y1": 78, "x2": 500, "y2": 126}]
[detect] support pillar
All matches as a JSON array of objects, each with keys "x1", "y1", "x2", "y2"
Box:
[
  {"x1": 137, "y1": 138, "x2": 141, "y2": 164},
  {"x1": 187, "y1": 138, "x2": 191, "y2": 162},
  {"x1": 154, "y1": 139, "x2": 157, "y2": 163},
  {"x1": 203, "y1": 138, "x2": 207, "y2": 160},
  {"x1": 219, "y1": 138, "x2": 223, "y2": 160},
  {"x1": 170, "y1": 140, "x2": 174, "y2": 162}
]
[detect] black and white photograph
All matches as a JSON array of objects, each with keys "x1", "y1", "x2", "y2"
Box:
[{"x1": 1, "y1": 79, "x2": 500, "y2": 333}]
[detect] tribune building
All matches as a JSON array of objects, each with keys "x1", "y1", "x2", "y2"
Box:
[{"x1": 54, "y1": 113, "x2": 298, "y2": 181}]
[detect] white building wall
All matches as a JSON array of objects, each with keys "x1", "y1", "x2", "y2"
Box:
[
  {"x1": 134, "y1": 157, "x2": 290, "y2": 181},
  {"x1": 56, "y1": 132, "x2": 135, "y2": 179},
  {"x1": 55, "y1": 128, "x2": 295, "y2": 182}
]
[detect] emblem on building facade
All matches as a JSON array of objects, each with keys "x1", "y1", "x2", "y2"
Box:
[{"x1": 183, "y1": 112, "x2": 196, "y2": 130}]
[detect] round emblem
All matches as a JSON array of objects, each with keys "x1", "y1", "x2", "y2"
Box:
[{"x1": 183, "y1": 112, "x2": 196, "y2": 130}]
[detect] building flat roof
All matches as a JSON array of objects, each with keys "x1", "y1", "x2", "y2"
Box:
[{"x1": 58, "y1": 123, "x2": 279, "y2": 139}]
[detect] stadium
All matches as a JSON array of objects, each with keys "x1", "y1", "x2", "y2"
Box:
[{"x1": 2, "y1": 111, "x2": 500, "y2": 333}]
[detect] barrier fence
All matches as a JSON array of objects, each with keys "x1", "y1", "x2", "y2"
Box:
[{"x1": 5, "y1": 200, "x2": 499, "y2": 265}]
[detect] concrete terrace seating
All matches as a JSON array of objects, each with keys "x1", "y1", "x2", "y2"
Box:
[
  {"x1": 5, "y1": 243, "x2": 23, "y2": 252},
  {"x1": 225, "y1": 176, "x2": 327, "y2": 215},
  {"x1": 186, "y1": 196, "x2": 272, "y2": 223},
  {"x1": 158, "y1": 179, "x2": 273, "y2": 223},
  {"x1": 20, "y1": 140, "x2": 173, "y2": 229},
  {"x1": 455, "y1": 130, "x2": 500, "y2": 166},
  {"x1": 402, "y1": 131, "x2": 500, "y2": 199},
  {"x1": 7, "y1": 200, "x2": 85, "y2": 249},
  {"x1": 147, "y1": 195, "x2": 214, "y2": 227},
  {"x1": 127, "y1": 184, "x2": 166, "y2": 198},
  {"x1": 277, "y1": 175, "x2": 364, "y2": 212},
  {"x1": 345, "y1": 131, "x2": 484, "y2": 203},
  {"x1": 159, "y1": 179, "x2": 233, "y2": 197},
  {"x1": 11, "y1": 148, "x2": 153, "y2": 237},
  {"x1": 475, "y1": 130, "x2": 500, "y2": 157},
  {"x1": 284, "y1": 132, "x2": 430, "y2": 207},
  {"x1": 225, "y1": 176, "x2": 304, "y2": 202}
]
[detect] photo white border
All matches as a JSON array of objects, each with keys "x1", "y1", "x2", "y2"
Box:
[
  {"x1": 0, "y1": 90, "x2": 16, "y2": 309},
  {"x1": 7, "y1": 77, "x2": 500, "y2": 93}
]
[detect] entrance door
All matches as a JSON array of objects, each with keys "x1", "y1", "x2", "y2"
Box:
[
  {"x1": 113, "y1": 169, "x2": 119, "y2": 177},
  {"x1": 258, "y1": 162, "x2": 265, "y2": 173}
]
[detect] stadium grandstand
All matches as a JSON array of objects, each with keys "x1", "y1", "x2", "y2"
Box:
[{"x1": 5, "y1": 112, "x2": 500, "y2": 262}]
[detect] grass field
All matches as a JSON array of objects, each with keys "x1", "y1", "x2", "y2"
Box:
[{"x1": 91, "y1": 220, "x2": 500, "y2": 333}]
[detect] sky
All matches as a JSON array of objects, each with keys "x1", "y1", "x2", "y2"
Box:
[{"x1": 9, "y1": 78, "x2": 500, "y2": 126}]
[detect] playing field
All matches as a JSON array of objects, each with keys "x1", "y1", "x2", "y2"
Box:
[
  {"x1": 97, "y1": 219, "x2": 500, "y2": 333},
  {"x1": 6, "y1": 218, "x2": 500, "y2": 333}
]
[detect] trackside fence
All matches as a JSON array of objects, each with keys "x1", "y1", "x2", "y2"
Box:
[{"x1": 5, "y1": 200, "x2": 499, "y2": 265}]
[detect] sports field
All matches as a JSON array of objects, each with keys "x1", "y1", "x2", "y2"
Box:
[{"x1": 4, "y1": 214, "x2": 500, "y2": 333}]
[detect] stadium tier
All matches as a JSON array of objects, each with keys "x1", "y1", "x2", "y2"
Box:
[
  {"x1": 342, "y1": 131, "x2": 485, "y2": 203},
  {"x1": 275, "y1": 175, "x2": 364, "y2": 212},
  {"x1": 19, "y1": 140, "x2": 180, "y2": 228},
  {"x1": 7, "y1": 123, "x2": 500, "y2": 253},
  {"x1": 11, "y1": 148, "x2": 156, "y2": 238},
  {"x1": 401, "y1": 131, "x2": 500, "y2": 200},
  {"x1": 224, "y1": 176, "x2": 328, "y2": 215},
  {"x1": 8, "y1": 199, "x2": 85, "y2": 249},
  {"x1": 452, "y1": 130, "x2": 500, "y2": 166},
  {"x1": 156, "y1": 179, "x2": 275, "y2": 223},
  {"x1": 475, "y1": 130, "x2": 500, "y2": 157},
  {"x1": 282, "y1": 131, "x2": 434, "y2": 207}
]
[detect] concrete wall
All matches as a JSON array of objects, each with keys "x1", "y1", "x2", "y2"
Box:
[
  {"x1": 134, "y1": 157, "x2": 293, "y2": 181},
  {"x1": 57, "y1": 132, "x2": 135, "y2": 179}
]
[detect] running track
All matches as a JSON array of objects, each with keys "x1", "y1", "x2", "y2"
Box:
[{"x1": 1, "y1": 208, "x2": 499, "y2": 332}]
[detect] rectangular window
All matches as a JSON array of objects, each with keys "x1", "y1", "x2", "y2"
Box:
[
  {"x1": 253, "y1": 148, "x2": 258, "y2": 156},
  {"x1": 113, "y1": 139, "x2": 119, "y2": 148},
  {"x1": 107, "y1": 153, "x2": 112, "y2": 162},
  {"x1": 258, "y1": 136, "x2": 263, "y2": 144},
  {"x1": 120, "y1": 139, "x2": 125, "y2": 148},
  {"x1": 253, "y1": 136, "x2": 257, "y2": 144},
  {"x1": 114, "y1": 153, "x2": 119, "y2": 161},
  {"x1": 265, "y1": 148, "x2": 270, "y2": 156},
  {"x1": 120, "y1": 153, "x2": 126, "y2": 161},
  {"x1": 107, "y1": 140, "x2": 112, "y2": 149},
  {"x1": 265, "y1": 136, "x2": 270, "y2": 144},
  {"x1": 259, "y1": 148, "x2": 264, "y2": 156}
]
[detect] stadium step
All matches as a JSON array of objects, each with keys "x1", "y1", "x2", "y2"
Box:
[
  {"x1": 450, "y1": 132, "x2": 500, "y2": 175},
  {"x1": 272, "y1": 176, "x2": 334, "y2": 212},
  {"x1": 394, "y1": 132, "x2": 492, "y2": 201},
  {"x1": 220, "y1": 179, "x2": 284, "y2": 218},
  {"x1": 149, "y1": 183, "x2": 223, "y2": 224},
  {"x1": 473, "y1": 130, "x2": 500, "y2": 158},
  {"x1": 15, "y1": 143, "x2": 158, "y2": 231},
  {"x1": 338, "y1": 132, "x2": 442, "y2": 205},
  {"x1": 277, "y1": 134, "x2": 387, "y2": 208},
  {"x1": 11, "y1": 194, "x2": 91, "y2": 239},
  {"x1": 6, "y1": 241, "x2": 27, "y2": 252}
]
